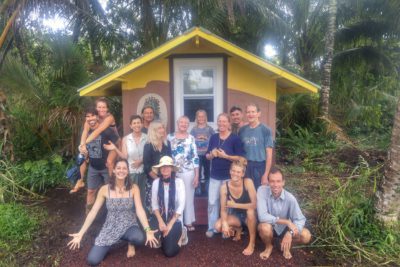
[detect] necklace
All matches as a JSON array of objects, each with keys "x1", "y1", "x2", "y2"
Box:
[
  {"x1": 218, "y1": 133, "x2": 230, "y2": 148},
  {"x1": 218, "y1": 138, "x2": 225, "y2": 148},
  {"x1": 116, "y1": 186, "x2": 125, "y2": 195}
]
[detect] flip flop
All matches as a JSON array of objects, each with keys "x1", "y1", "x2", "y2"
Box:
[{"x1": 186, "y1": 225, "x2": 195, "y2": 232}]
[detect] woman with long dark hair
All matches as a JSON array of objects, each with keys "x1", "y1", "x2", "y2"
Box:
[{"x1": 68, "y1": 159, "x2": 157, "y2": 266}]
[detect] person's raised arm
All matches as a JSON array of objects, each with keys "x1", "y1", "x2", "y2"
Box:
[
  {"x1": 79, "y1": 121, "x2": 90, "y2": 153},
  {"x1": 85, "y1": 115, "x2": 116, "y2": 144},
  {"x1": 103, "y1": 136, "x2": 128, "y2": 159},
  {"x1": 67, "y1": 186, "x2": 107, "y2": 249}
]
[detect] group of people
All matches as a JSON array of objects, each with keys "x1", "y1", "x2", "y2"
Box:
[{"x1": 67, "y1": 98, "x2": 311, "y2": 266}]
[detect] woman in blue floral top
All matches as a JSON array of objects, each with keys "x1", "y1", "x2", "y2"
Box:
[{"x1": 168, "y1": 116, "x2": 199, "y2": 231}]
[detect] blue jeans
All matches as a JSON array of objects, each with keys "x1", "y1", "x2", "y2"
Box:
[
  {"x1": 246, "y1": 161, "x2": 266, "y2": 189},
  {"x1": 208, "y1": 177, "x2": 229, "y2": 232},
  {"x1": 149, "y1": 215, "x2": 182, "y2": 257}
]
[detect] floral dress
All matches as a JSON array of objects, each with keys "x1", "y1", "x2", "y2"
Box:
[
  {"x1": 167, "y1": 134, "x2": 199, "y2": 172},
  {"x1": 95, "y1": 187, "x2": 138, "y2": 246}
]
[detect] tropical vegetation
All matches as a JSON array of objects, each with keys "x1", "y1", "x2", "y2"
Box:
[{"x1": 0, "y1": 0, "x2": 399, "y2": 265}]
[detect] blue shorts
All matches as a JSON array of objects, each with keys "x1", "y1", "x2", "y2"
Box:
[
  {"x1": 87, "y1": 166, "x2": 109, "y2": 190},
  {"x1": 228, "y1": 209, "x2": 247, "y2": 227}
]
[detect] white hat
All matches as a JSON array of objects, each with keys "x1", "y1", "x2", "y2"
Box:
[{"x1": 152, "y1": 156, "x2": 179, "y2": 174}]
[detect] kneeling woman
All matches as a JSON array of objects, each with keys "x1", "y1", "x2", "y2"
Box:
[
  {"x1": 215, "y1": 160, "x2": 257, "y2": 256},
  {"x1": 150, "y1": 156, "x2": 187, "y2": 257},
  {"x1": 68, "y1": 159, "x2": 157, "y2": 266}
]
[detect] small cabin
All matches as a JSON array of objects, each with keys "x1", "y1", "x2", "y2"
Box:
[
  {"x1": 78, "y1": 27, "x2": 318, "y2": 225},
  {"x1": 78, "y1": 27, "x2": 318, "y2": 137}
]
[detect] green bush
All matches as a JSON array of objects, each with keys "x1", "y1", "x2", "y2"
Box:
[
  {"x1": 18, "y1": 154, "x2": 68, "y2": 193},
  {"x1": 277, "y1": 124, "x2": 338, "y2": 164},
  {"x1": 0, "y1": 155, "x2": 68, "y2": 202}
]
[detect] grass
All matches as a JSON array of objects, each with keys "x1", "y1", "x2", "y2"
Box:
[
  {"x1": 314, "y1": 159, "x2": 400, "y2": 265},
  {"x1": 0, "y1": 154, "x2": 69, "y2": 265},
  {"x1": 0, "y1": 203, "x2": 45, "y2": 265},
  {"x1": 278, "y1": 125, "x2": 400, "y2": 265}
]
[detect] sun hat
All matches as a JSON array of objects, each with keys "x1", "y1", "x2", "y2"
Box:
[{"x1": 152, "y1": 156, "x2": 179, "y2": 174}]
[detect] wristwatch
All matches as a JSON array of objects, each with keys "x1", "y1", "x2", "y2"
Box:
[{"x1": 289, "y1": 229, "x2": 294, "y2": 236}]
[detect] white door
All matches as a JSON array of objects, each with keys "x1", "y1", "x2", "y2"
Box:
[{"x1": 173, "y1": 58, "x2": 223, "y2": 131}]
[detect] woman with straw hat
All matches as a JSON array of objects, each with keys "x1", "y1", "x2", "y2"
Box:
[{"x1": 150, "y1": 156, "x2": 188, "y2": 257}]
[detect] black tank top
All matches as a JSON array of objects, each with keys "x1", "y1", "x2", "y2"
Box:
[{"x1": 226, "y1": 179, "x2": 251, "y2": 212}]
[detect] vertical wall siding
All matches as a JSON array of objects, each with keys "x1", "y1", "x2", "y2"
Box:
[
  {"x1": 228, "y1": 88, "x2": 276, "y2": 137},
  {"x1": 122, "y1": 81, "x2": 171, "y2": 135}
]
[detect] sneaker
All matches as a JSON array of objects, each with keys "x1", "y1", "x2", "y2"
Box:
[
  {"x1": 205, "y1": 230, "x2": 215, "y2": 238},
  {"x1": 181, "y1": 226, "x2": 189, "y2": 246}
]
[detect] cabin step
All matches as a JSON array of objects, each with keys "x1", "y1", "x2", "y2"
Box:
[{"x1": 194, "y1": 196, "x2": 208, "y2": 225}]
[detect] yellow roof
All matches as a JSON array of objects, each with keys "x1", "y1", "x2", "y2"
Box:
[{"x1": 78, "y1": 27, "x2": 319, "y2": 96}]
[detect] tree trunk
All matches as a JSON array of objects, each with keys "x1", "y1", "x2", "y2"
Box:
[
  {"x1": 375, "y1": 96, "x2": 400, "y2": 223},
  {"x1": 319, "y1": 0, "x2": 337, "y2": 117},
  {"x1": 0, "y1": 0, "x2": 24, "y2": 51},
  {"x1": 0, "y1": 91, "x2": 14, "y2": 161}
]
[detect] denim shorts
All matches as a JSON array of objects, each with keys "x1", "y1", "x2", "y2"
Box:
[
  {"x1": 228, "y1": 209, "x2": 247, "y2": 227},
  {"x1": 87, "y1": 166, "x2": 109, "y2": 189}
]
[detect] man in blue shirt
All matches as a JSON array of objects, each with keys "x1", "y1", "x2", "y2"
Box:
[
  {"x1": 257, "y1": 167, "x2": 311, "y2": 260},
  {"x1": 239, "y1": 103, "x2": 274, "y2": 189}
]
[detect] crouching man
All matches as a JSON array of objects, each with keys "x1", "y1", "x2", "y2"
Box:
[{"x1": 257, "y1": 167, "x2": 311, "y2": 260}]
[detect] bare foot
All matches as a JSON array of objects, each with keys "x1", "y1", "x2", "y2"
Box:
[
  {"x1": 242, "y1": 244, "x2": 255, "y2": 256},
  {"x1": 232, "y1": 227, "x2": 242, "y2": 241},
  {"x1": 70, "y1": 180, "x2": 85, "y2": 194},
  {"x1": 283, "y1": 249, "x2": 292, "y2": 260},
  {"x1": 259, "y1": 245, "x2": 273, "y2": 260},
  {"x1": 127, "y1": 244, "x2": 135, "y2": 258}
]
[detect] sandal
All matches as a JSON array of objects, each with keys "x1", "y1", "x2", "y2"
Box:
[{"x1": 186, "y1": 225, "x2": 195, "y2": 232}]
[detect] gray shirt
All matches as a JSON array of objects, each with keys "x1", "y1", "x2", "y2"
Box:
[
  {"x1": 257, "y1": 185, "x2": 306, "y2": 235},
  {"x1": 239, "y1": 123, "x2": 274, "y2": 162}
]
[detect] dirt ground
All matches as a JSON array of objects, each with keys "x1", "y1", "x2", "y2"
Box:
[{"x1": 21, "y1": 188, "x2": 318, "y2": 267}]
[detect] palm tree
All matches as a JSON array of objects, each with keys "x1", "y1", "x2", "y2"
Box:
[
  {"x1": 320, "y1": 0, "x2": 337, "y2": 117},
  {"x1": 0, "y1": 37, "x2": 91, "y2": 158},
  {"x1": 375, "y1": 96, "x2": 400, "y2": 223}
]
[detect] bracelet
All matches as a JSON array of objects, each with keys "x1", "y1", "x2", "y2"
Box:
[
  {"x1": 289, "y1": 230, "x2": 294, "y2": 236},
  {"x1": 144, "y1": 226, "x2": 151, "y2": 233}
]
